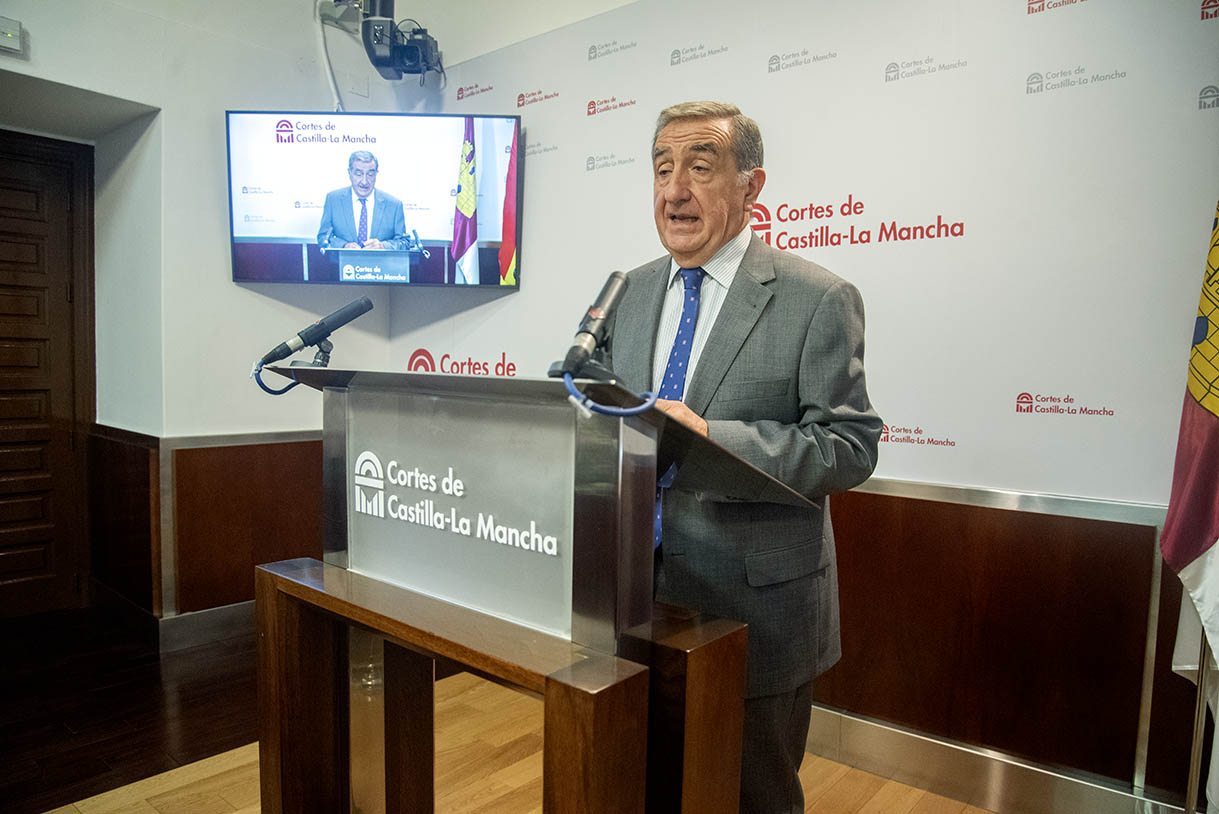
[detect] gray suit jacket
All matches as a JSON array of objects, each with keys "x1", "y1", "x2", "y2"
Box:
[
  {"x1": 607, "y1": 234, "x2": 881, "y2": 697},
  {"x1": 316, "y1": 187, "x2": 409, "y2": 251}
]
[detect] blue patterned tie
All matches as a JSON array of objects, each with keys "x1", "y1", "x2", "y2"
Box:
[
  {"x1": 357, "y1": 197, "x2": 369, "y2": 246},
  {"x1": 655, "y1": 267, "x2": 705, "y2": 548}
]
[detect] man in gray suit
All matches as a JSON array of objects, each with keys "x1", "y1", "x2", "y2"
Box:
[
  {"x1": 316, "y1": 150, "x2": 409, "y2": 251},
  {"x1": 607, "y1": 101, "x2": 881, "y2": 813}
]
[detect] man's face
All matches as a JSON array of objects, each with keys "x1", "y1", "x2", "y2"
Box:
[
  {"x1": 349, "y1": 159, "x2": 378, "y2": 198},
  {"x1": 652, "y1": 117, "x2": 763, "y2": 268}
]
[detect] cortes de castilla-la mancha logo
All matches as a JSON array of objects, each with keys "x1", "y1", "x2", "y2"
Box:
[
  {"x1": 750, "y1": 204, "x2": 772, "y2": 244},
  {"x1": 275, "y1": 119, "x2": 294, "y2": 143},
  {"x1": 408, "y1": 347, "x2": 518, "y2": 376},
  {"x1": 353, "y1": 450, "x2": 385, "y2": 518}
]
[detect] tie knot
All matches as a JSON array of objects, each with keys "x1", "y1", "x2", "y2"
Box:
[{"x1": 679, "y1": 267, "x2": 705, "y2": 290}]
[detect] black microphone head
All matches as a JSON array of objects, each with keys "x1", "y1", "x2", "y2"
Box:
[
  {"x1": 586, "y1": 271, "x2": 628, "y2": 321},
  {"x1": 298, "y1": 296, "x2": 374, "y2": 347}
]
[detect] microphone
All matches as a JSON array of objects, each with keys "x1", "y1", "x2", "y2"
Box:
[
  {"x1": 412, "y1": 229, "x2": 431, "y2": 259},
  {"x1": 560, "y1": 272, "x2": 628, "y2": 376},
  {"x1": 259, "y1": 296, "x2": 374, "y2": 366}
]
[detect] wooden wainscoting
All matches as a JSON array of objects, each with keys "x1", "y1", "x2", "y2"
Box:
[
  {"x1": 822, "y1": 489, "x2": 1195, "y2": 799},
  {"x1": 173, "y1": 441, "x2": 323, "y2": 613},
  {"x1": 87, "y1": 425, "x2": 159, "y2": 614}
]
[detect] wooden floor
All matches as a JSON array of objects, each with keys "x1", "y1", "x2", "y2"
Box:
[
  {"x1": 0, "y1": 606, "x2": 258, "y2": 814},
  {"x1": 49, "y1": 672, "x2": 996, "y2": 814}
]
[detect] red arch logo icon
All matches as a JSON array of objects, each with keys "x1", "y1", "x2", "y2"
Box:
[
  {"x1": 408, "y1": 348, "x2": 437, "y2": 372},
  {"x1": 750, "y1": 203, "x2": 772, "y2": 244},
  {"x1": 1015, "y1": 392, "x2": 1034, "y2": 413}
]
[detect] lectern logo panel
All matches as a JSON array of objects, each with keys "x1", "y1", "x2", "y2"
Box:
[{"x1": 354, "y1": 450, "x2": 385, "y2": 518}]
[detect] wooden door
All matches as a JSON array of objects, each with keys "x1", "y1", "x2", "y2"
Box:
[{"x1": 0, "y1": 130, "x2": 92, "y2": 616}]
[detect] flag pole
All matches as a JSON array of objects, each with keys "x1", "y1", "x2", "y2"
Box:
[{"x1": 1186, "y1": 626, "x2": 1211, "y2": 814}]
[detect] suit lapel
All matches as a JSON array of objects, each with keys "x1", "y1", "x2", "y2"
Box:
[
  {"x1": 683, "y1": 235, "x2": 775, "y2": 416},
  {"x1": 369, "y1": 190, "x2": 386, "y2": 237},
  {"x1": 339, "y1": 189, "x2": 358, "y2": 238},
  {"x1": 614, "y1": 259, "x2": 669, "y2": 392}
]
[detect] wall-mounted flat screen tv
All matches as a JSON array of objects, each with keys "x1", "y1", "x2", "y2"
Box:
[{"x1": 226, "y1": 110, "x2": 522, "y2": 287}]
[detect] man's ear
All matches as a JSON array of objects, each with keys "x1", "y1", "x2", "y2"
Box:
[{"x1": 744, "y1": 168, "x2": 766, "y2": 211}]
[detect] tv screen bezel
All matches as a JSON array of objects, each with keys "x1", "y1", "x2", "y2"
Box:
[{"x1": 225, "y1": 109, "x2": 524, "y2": 289}]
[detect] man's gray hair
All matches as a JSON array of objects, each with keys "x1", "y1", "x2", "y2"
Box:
[
  {"x1": 652, "y1": 101, "x2": 763, "y2": 184},
  {"x1": 348, "y1": 150, "x2": 379, "y2": 171}
]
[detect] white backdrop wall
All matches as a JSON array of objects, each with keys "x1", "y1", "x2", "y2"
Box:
[
  {"x1": 386, "y1": 0, "x2": 1219, "y2": 506},
  {"x1": 0, "y1": 0, "x2": 1214, "y2": 504}
]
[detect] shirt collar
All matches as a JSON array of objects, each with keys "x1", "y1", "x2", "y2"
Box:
[{"x1": 666, "y1": 224, "x2": 751, "y2": 290}]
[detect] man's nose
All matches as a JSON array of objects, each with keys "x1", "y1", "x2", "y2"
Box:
[{"x1": 665, "y1": 169, "x2": 691, "y2": 200}]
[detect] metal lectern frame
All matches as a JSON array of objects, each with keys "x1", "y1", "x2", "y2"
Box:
[{"x1": 258, "y1": 367, "x2": 813, "y2": 813}]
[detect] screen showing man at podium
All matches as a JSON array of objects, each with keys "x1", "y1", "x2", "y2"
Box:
[
  {"x1": 606, "y1": 100, "x2": 882, "y2": 814},
  {"x1": 316, "y1": 150, "x2": 410, "y2": 253}
]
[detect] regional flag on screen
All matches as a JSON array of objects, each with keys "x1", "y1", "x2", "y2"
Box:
[
  {"x1": 451, "y1": 117, "x2": 478, "y2": 285},
  {"x1": 499, "y1": 127, "x2": 518, "y2": 287},
  {"x1": 1162, "y1": 201, "x2": 1219, "y2": 654}
]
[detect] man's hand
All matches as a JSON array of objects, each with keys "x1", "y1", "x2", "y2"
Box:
[
  {"x1": 363, "y1": 238, "x2": 384, "y2": 249},
  {"x1": 343, "y1": 241, "x2": 360, "y2": 249},
  {"x1": 656, "y1": 399, "x2": 708, "y2": 436}
]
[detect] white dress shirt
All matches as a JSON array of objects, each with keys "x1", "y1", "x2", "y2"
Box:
[{"x1": 649, "y1": 224, "x2": 752, "y2": 395}]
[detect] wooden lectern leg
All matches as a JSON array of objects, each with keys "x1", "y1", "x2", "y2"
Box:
[
  {"x1": 620, "y1": 606, "x2": 748, "y2": 814},
  {"x1": 256, "y1": 568, "x2": 350, "y2": 814},
  {"x1": 384, "y1": 642, "x2": 435, "y2": 814},
  {"x1": 543, "y1": 657, "x2": 649, "y2": 814}
]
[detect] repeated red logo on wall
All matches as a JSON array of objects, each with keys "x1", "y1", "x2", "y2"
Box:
[
  {"x1": 1204, "y1": 0, "x2": 1219, "y2": 20},
  {"x1": 1028, "y1": 0, "x2": 1046, "y2": 13},
  {"x1": 408, "y1": 348, "x2": 436, "y2": 372},
  {"x1": 275, "y1": 120, "x2": 294, "y2": 143},
  {"x1": 1015, "y1": 392, "x2": 1034, "y2": 413},
  {"x1": 408, "y1": 348, "x2": 517, "y2": 376},
  {"x1": 750, "y1": 203, "x2": 772, "y2": 244},
  {"x1": 879, "y1": 424, "x2": 890, "y2": 442}
]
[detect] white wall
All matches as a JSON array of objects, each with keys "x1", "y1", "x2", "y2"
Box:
[
  {"x1": 94, "y1": 113, "x2": 165, "y2": 433},
  {"x1": 398, "y1": 0, "x2": 638, "y2": 68},
  {"x1": 0, "y1": 0, "x2": 624, "y2": 436}
]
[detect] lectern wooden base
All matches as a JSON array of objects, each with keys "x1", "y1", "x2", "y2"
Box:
[
  {"x1": 257, "y1": 558, "x2": 745, "y2": 814},
  {"x1": 257, "y1": 558, "x2": 648, "y2": 814}
]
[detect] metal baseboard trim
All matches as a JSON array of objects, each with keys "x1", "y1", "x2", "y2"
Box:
[
  {"x1": 807, "y1": 706, "x2": 1184, "y2": 814},
  {"x1": 158, "y1": 600, "x2": 254, "y2": 652},
  {"x1": 853, "y1": 477, "x2": 1166, "y2": 528}
]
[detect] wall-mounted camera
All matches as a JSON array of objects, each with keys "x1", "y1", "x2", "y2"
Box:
[{"x1": 338, "y1": 0, "x2": 442, "y2": 81}]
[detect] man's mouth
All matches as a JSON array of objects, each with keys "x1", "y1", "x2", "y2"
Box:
[{"x1": 669, "y1": 214, "x2": 699, "y2": 224}]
